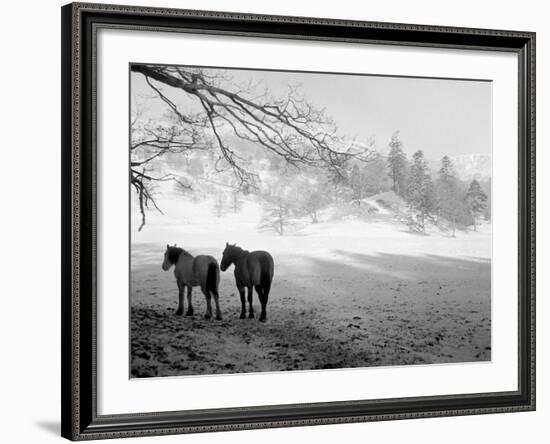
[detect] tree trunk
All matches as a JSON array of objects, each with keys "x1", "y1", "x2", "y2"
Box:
[
  {"x1": 278, "y1": 205, "x2": 284, "y2": 236},
  {"x1": 452, "y1": 216, "x2": 456, "y2": 237}
]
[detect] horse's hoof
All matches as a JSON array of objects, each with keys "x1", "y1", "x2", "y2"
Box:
[
  {"x1": 185, "y1": 310, "x2": 194, "y2": 316},
  {"x1": 215, "y1": 315, "x2": 223, "y2": 321},
  {"x1": 239, "y1": 313, "x2": 246, "y2": 319},
  {"x1": 248, "y1": 313, "x2": 255, "y2": 319},
  {"x1": 259, "y1": 317, "x2": 267, "y2": 323},
  {"x1": 175, "y1": 309, "x2": 183, "y2": 316},
  {"x1": 204, "y1": 314, "x2": 212, "y2": 320}
]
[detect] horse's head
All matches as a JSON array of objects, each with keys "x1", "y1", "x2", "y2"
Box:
[
  {"x1": 220, "y1": 242, "x2": 237, "y2": 272},
  {"x1": 162, "y1": 244, "x2": 181, "y2": 271}
]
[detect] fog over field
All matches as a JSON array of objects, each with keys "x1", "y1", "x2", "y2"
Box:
[{"x1": 129, "y1": 65, "x2": 492, "y2": 377}]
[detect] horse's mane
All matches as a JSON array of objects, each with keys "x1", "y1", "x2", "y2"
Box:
[
  {"x1": 166, "y1": 246, "x2": 192, "y2": 264},
  {"x1": 227, "y1": 244, "x2": 249, "y2": 259}
]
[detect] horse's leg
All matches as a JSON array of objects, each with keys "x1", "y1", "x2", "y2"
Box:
[
  {"x1": 238, "y1": 286, "x2": 246, "y2": 319},
  {"x1": 256, "y1": 285, "x2": 268, "y2": 322},
  {"x1": 176, "y1": 280, "x2": 184, "y2": 316},
  {"x1": 247, "y1": 286, "x2": 254, "y2": 318},
  {"x1": 212, "y1": 288, "x2": 222, "y2": 321},
  {"x1": 201, "y1": 286, "x2": 213, "y2": 319},
  {"x1": 185, "y1": 286, "x2": 194, "y2": 316}
]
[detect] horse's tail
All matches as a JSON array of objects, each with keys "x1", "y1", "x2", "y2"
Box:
[
  {"x1": 260, "y1": 254, "x2": 274, "y2": 295},
  {"x1": 206, "y1": 261, "x2": 219, "y2": 295}
]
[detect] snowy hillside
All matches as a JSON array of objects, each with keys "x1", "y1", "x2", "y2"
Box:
[{"x1": 131, "y1": 186, "x2": 491, "y2": 376}]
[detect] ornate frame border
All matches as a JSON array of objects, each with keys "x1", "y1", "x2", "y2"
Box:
[{"x1": 61, "y1": 2, "x2": 536, "y2": 440}]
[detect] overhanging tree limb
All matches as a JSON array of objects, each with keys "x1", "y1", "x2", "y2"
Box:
[{"x1": 130, "y1": 64, "x2": 375, "y2": 229}]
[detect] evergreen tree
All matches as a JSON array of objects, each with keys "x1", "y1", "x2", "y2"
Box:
[
  {"x1": 363, "y1": 151, "x2": 391, "y2": 195},
  {"x1": 438, "y1": 155, "x2": 454, "y2": 178},
  {"x1": 387, "y1": 131, "x2": 408, "y2": 197},
  {"x1": 466, "y1": 179, "x2": 488, "y2": 231},
  {"x1": 436, "y1": 156, "x2": 467, "y2": 237},
  {"x1": 407, "y1": 150, "x2": 435, "y2": 231},
  {"x1": 481, "y1": 179, "x2": 491, "y2": 221}
]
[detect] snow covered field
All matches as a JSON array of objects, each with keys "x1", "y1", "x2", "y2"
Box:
[{"x1": 130, "y1": 195, "x2": 491, "y2": 377}]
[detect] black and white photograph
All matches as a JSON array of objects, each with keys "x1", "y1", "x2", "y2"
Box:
[
  {"x1": 1, "y1": 0, "x2": 543, "y2": 442},
  {"x1": 130, "y1": 64, "x2": 492, "y2": 378}
]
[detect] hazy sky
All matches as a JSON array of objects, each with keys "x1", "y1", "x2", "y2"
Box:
[{"x1": 132, "y1": 67, "x2": 492, "y2": 160}]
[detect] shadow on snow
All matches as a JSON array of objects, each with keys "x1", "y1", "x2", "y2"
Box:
[{"x1": 130, "y1": 248, "x2": 491, "y2": 377}]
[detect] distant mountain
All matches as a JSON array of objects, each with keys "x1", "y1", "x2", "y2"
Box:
[
  {"x1": 427, "y1": 154, "x2": 491, "y2": 182},
  {"x1": 450, "y1": 154, "x2": 491, "y2": 181}
]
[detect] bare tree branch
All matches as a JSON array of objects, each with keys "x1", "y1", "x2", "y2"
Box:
[{"x1": 130, "y1": 65, "x2": 375, "y2": 229}]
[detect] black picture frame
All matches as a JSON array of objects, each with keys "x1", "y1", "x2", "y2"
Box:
[{"x1": 61, "y1": 2, "x2": 536, "y2": 440}]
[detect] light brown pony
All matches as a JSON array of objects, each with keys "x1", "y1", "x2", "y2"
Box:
[
  {"x1": 220, "y1": 243, "x2": 274, "y2": 322},
  {"x1": 162, "y1": 244, "x2": 222, "y2": 320}
]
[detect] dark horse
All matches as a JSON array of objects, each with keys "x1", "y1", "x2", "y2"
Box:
[
  {"x1": 220, "y1": 243, "x2": 274, "y2": 322},
  {"x1": 162, "y1": 244, "x2": 222, "y2": 320}
]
